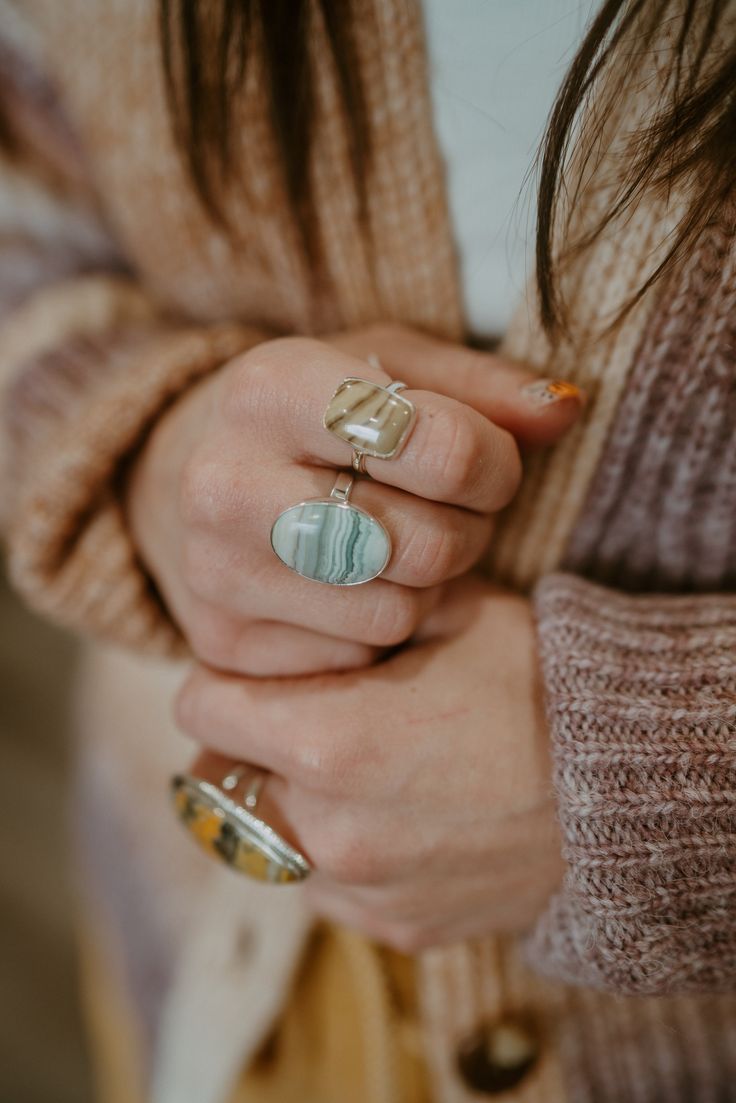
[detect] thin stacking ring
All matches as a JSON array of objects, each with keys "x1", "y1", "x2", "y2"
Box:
[
  {"x1": 270, "y1": 470, "x2": 392, "y2": 586},
  {"x1": 171, "y1": 766, "x2": 312, "y2": 884},
  {"x1": 352, "y1": 449, "x2": 368, "y2": 475}
]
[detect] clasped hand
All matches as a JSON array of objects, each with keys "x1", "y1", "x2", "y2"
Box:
[{"x1": 128, "y1": 324, "x2": 578, "y2": 949}]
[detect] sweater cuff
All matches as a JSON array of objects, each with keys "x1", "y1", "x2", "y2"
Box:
[
  {"x1": 2, "y1": 277, "x2": 267, "y2": 653},
  {"x1": 526, "y1": 572, "x2": 736, "y2": 995}
]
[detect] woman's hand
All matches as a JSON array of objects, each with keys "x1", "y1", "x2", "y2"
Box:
[
  {"x1": 127, "y1": 324, "x2": 583, "y2": 676},
  {"x1": 176, "y1": 574, "x2": 564, "y2": 950}
]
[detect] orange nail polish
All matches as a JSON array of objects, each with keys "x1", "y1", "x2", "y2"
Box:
[{"x1": 522, "y1": 378, "x2": 586, "y2": 407}]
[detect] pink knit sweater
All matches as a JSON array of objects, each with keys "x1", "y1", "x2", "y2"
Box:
[
  {"x1": 527, "y1": 205, "x2": 736, "y2": 997},
  {"x1": 2, "y1": 3, "x2": 736, "y2": 1101}
]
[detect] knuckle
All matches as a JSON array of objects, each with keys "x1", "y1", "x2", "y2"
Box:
[
  {"x1": 257, "y1": 335, "x2": 315, "y2": 363},
  {"x1": 179, "y1": 452, "x2": 239, "y2": 528},
  {"x1": 221, "y1": 337, "x2": 314, "y2": 421},
  {"x1": 403, "y1": 523, "x2": 461, "y2": 585},
  {"x1": 316, "y1": 830, "x2": 387, "y2": 886},
  {"x1": 364, "y1": 589, "x2": 421, "y2": 646},
  {"x1": 292, "y1": 730, "x2": 363, "y2": 795},
  {"x1": 428, "y1": 406, "x2": 485, "y2": 501},
  {"x1": 218, "y1": 353, "x2": 274, "y2": 426}
]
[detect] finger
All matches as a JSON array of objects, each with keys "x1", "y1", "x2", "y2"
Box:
[
  {"x1": 180, "y1": 751, "x2": 387, "y2": 890},
  {"x1": 184, "y1": 606, "x2": 382, "y2": 675},
  {"x1": 175, "y1": 673, "x2": 306, "y2": 780},
  {"x1": 410, "y1": 573, "x2": 499, "y2": 642},
  {"x1": 238, "y1": 568, "x2": 444, "y2": 648},
  {"x1": 184, "y1": 750, "x2": 308, "y2": 861},
  {"x1": 182, "y1": 749, "x2": 531, "y2": 905},
  {"x1": 301, "y1": 886, "x2": 396, "y2": 943},
  {"x1": 185, "y1": 515, "x2": 445, "y2": 648},
  {"x1": 225, "y1": 337, "x2": 522, "y2": 511},
  {"x1": 175, "y1": 664, "x2": 388, "y2": 795},
  {"x1": 240, "y1": 622, "x2": 380, "y2": 675},
  {"x1": 300, "y1": 880, "x2": 430, "y2": 950},
  {"x1": 329, "y1": 324, "x2": 586, "y2": 447},
  {"x1": 345, "y1": 477, "x2": 494, "y2": 586},
  {"x1": 184, "y1": 459, "x2": 494, "y2": 594},
  {"x1": 304, "y1": 879, "x2": 422, "y2": 922},
  {"x1": 178, "y1": 749, "x2": 405, "y2": 897}
]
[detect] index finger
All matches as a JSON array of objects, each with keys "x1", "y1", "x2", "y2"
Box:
[{"x1": 229, "y1": 337, "x2": 522, "y2": 512}]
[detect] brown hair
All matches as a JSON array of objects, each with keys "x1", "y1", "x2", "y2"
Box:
[
  {"x1": 537, "y1": 0, "x2": 736, "y2": 332},
  {"x1": 159, "y1": 0, "x2": 371, "y2": 263},
  {"x1": 159, "y1": 1, "x2": 735, "y2": 332}
]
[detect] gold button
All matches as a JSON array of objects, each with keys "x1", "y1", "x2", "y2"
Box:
[{"x1": 456, "y1": 1015, "x2": 540, "y2": 1095}]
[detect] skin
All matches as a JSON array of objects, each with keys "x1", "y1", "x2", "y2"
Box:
[
  {"x1": 180, "y1": 576, "x2": 565, "y2": 951},
  {"x1": 128, "y1": 323, "x2": 580, "y2": 947}
]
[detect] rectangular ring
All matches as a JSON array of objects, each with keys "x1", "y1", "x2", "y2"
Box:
[{"x1": 323, "y1": 377, "x2": 416, "y2": 460}]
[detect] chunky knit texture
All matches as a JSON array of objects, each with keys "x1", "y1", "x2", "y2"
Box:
[
  {"x1": 2, "y1": 3, "x2": 736, "y2": 1102},
  {"x1": 2, "y1": 278, "x2": 266, "y2": 651},
  {"x1": 530, "y1": 576, "x2": 736, "y2": 994},
  {"x1": 563, "y1": 203, "x2": 736, "y2": 592},
  {"x1": 519, "y1": 199, "x2": 736, "y2": 1000}
]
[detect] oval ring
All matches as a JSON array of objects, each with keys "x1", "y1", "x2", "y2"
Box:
[
  {"x1": 270, "y1": 472, "x2": 391, "y2": 586},
  {"x1": 171, "y1": 767, "x2": 311, "y2": 884}
]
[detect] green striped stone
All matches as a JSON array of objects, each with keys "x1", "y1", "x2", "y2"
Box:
[{"x1": 271, "y1": 500, "x2": 390, "y2": 585}]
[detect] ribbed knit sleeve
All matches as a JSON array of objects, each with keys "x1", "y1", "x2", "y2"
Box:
[
  {"x1": 0, "y1": 24, "x2": 268, "y2": 653},
  {"x1": 0, "y1": 279, "x2": 266, "y2": 653},
  {"x1": 527, "y1": 573, "x2": 736, "y2": 996}
]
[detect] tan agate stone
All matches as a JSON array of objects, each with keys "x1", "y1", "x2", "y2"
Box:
[{"x1": 324, "y1": 377, "x2": 416, "y2": 458}]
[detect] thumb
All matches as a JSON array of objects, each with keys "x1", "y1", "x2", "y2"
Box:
[{"x1": 329, "y1": 324, "x2": 585, "y2": 449}]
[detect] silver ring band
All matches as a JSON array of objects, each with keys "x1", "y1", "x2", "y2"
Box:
[{"x1": 329, "y1": 470, "x2": 354, "y2": 502}]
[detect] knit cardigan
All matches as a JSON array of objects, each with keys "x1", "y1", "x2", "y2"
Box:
[{"x1": 2, "y1": 2, "x2": 736, "y2": 1102}]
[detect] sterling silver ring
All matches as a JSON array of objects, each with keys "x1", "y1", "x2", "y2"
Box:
[
  {"x1": 323, "y1": 363, "x2": 417, "y2": 475},
  {"x1": 352, "y1": 449, "x2": 368, "y2": 475},
  {"x1": 270, "y1": 471, "x2": 391, "y2": 586},
  {"x1": 171, "y1": 766, "x2": 311, "y2": 884}
]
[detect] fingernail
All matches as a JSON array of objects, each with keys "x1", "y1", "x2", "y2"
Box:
[{"x1": 521, "y1": 378, "x2": 586, "y2": 408}]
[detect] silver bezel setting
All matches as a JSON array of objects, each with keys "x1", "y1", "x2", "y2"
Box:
[
  {"x1": 270, "y1": 496, "x2": 392, "y2": 586},
  {"x1": 323, "y1": 376, "x2": 417, "y2": 460},
  {"x1": 172, "y1": 774, "x2": 312, "y2": 880}
]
